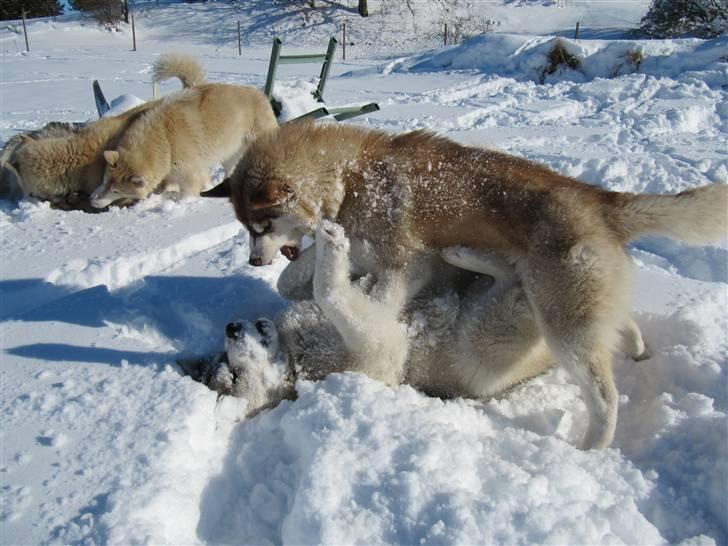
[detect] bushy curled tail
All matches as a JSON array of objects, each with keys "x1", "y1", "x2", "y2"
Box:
[
  {"x1": 617, "y1": 184, "x2": 728, "y2": 245},
  {"x1": 152, "y1": 53, "x2": 207, "y2": 88}
]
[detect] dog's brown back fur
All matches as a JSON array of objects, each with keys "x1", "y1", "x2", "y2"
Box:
[
  {"x1": 235, "y1": 122, "x2": 637, "y2": 264},
  {"x1": 231, "y1": 121, "x2": 727, "y2": 449}
]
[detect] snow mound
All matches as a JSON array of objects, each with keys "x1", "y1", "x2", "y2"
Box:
[
  {"x1": 109, "y1": 373, "x2": 667, "y2": 545},
  {"x1": 399, "y1": 34, "x2": 728, "y2": 84},
  {"x1": 101, "y1": 94, "x2": 147, "y2": 118},
  {"x1": 273, "y1": 80, "x2": 325, "y2": 123}
]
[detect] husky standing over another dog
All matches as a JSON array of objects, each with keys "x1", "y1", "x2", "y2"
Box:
[
  {"x1": 90, "y1": 54, "x2": 279, "y2": 209},
  {"x1": 210, "y1": 120, "x2": 727, "y2": 449}
]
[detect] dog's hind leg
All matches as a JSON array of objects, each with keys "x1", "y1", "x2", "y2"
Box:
[
  {"x1": 523, "y1": 236, "x2": 631, "y2": 450},
  {"x1": 619, "y1": 317, "x2": 650, "y2": 361},
  {"x1": 313, "y1": 221, "x2": 408, "y2": 386}
]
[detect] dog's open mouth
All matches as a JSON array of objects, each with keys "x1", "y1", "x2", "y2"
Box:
[{"x1": 280, "y1": 246, "x2": 299, "y2": 261}]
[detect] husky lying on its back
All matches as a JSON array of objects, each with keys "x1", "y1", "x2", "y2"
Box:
[
  {"x1": 186, "y1": 223, "x2": 649, "y2": 419},
  {"x1": 90, "y1": 54, "x2": 279, "y2": 208}
]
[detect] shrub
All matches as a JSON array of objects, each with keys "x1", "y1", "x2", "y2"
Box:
[{"x1": 68, "y1": 0, "x2": 127, "y2": 29}]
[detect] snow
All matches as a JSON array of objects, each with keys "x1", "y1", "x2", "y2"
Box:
[{"x1": 1, "y1": 1, "x2": 727, "y2": 545}]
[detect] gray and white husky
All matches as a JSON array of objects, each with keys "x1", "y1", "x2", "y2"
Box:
[{"x1": 192, "y1": 222, "x2": 648, "y2": 421}]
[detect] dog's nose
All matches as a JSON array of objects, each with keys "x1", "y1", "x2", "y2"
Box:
[
  {"x1": 226, "y1": 322, "x2": 244, "y2": 339},
  {"x1": 249, "y1": 257, "x2": 263, "y2": 267}
]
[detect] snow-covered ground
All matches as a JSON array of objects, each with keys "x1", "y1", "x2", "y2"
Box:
[{"x1": 1, "y1": 1, "x2": 727, "y2": 544}]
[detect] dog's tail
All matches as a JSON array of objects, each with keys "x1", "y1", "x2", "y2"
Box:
[
  {"x1": 152, "y1": 54, "x2": 207, "y2": 89},
  {"x1": 615, "y1": 183, "x2": 727, "y2": 245}
]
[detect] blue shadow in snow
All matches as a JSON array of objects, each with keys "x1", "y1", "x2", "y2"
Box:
[
  {"x1": 1, "y1": 274, "x2": 286, "y2": 356},
  {"x1": 6, "y1": 343, "x2": 171, "y2": 367}
]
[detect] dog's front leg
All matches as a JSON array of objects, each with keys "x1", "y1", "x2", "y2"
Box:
[{"x1": 313, "y1": 221, "x2": 408, "y2": 386}]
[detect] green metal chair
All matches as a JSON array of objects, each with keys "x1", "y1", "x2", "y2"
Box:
[{"x1": 263, "y1": 36, "x2": 380, "y2": 123}]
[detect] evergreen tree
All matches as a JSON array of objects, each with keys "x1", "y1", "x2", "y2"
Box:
[
  {"x1": 639, "y1": 0, "x2": 728, "y2": 38},
  {"x1": 1, "y1": 0, "x2": 63, "y2": 21}
]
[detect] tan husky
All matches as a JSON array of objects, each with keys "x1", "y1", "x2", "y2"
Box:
[
  {"x1": 7, "y1": 104, "x2": 152, "y2": 210},
  {"x1": 90, "y1": 55, "x2": 279, "y2": 208},
  {"x1": 210, "y1": 121, "x2": 727, "y2": 449},
  {"x1": 5, "y1": 54, "x2": 209, "y2": 210}
]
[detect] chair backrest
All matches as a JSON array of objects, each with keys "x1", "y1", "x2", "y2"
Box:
[{"x1": 264, "y1": 36, "x2": 338, "y2": 106}]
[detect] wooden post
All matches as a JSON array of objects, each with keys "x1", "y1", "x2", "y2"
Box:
[
  {"x1": 444, "y1": 23, "x2": 448, "y2": 46},
  {"x1": 574, "y1": 21, "x2": 580, "y2": 40},
  {"x1": 21, "y1": 10, "x2": 30, "y2": 52},
  {"x1": 131, "y1": 13, "x2": 137, "y2": 51},
  {"x1": 342, "y1": 21, "x2": 346, "y2": 61},
  {"x1": 237, "y1": 20, "x2": 242, "y2": 56}
]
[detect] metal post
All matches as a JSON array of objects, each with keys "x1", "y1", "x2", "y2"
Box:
[
  {"x1": 131, "y1": 13, "x2": 137, "y2": 51},
  {"x1": 315, "y1": 36, "x2": 338, "y2": 101},
  {"x1": 21, "y1": 10, "x2": 30, "y2": 52},
  {"x1": 264, "y1": 37, "x2": 282, "y2": 99},
  {"x1": 574, "y1": 22, "x2": 580, "y2": 40},
  {"x1": 237, "y1": 20, "x2": 242, "y2": 56},
  {"x1": 342, "y1": 21, "x2": 346, "y2": 61}
]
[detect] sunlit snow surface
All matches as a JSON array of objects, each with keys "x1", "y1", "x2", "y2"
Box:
[{"x1": 1, "y1": 2, "x2": 726, "y2": 544}]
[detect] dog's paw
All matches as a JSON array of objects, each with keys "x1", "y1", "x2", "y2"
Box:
[
  {"x1": 441, "y1": 245, "x2": 473, "y2": 265},
  {"x1": 631, "y1": 346, "x2": 652, "y2": 362},
  {"x1": 442, "y1": 246, "x2": 514, "y2": 278},
  {"x1": 316, "y1": 220, "x2": 349, "y2": 254}
]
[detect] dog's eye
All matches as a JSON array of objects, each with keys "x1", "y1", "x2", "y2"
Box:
[{"x1": 250, "y1": 222, "x2": 272, "y2": 236}]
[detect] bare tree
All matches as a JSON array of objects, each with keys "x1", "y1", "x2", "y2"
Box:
[{"x1": 358, "y1": 0, "x2": 368, "y2": 17}]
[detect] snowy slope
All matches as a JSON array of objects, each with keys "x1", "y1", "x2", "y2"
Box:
[{"x1": 2, "y1": 2, "x2": 727, "y2": 545}]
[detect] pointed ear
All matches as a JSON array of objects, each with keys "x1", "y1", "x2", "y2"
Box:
[
  {"x1": 200, "y1": 178, "x2": 232, "y2": 198},
  {"x1": 250, "y1": 183, "x2": 294, "y2": 210},
  {"x1": 103, "y1": 150, "x2": 119, "y2": 167},
  {"x1": 19, "y1": 134, "x2": 34, "y2": 144}
]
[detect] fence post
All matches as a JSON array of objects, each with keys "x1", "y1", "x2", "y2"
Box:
[
  {"x1": 342, "y1": 21, "x2": 346, "y2": 61},
  {"x1": 444, "y1": 23, "x2": 448, "y2": 46},
  {"x1": 21, "y1": 10, "x2": 30, "y2": 52},
  {"x1": 574, "y1": 21, "x2": 580, "y2": 40},
  {"x1": 132, "y1": 13, "x2": 137, "y2": 51},
  {"x1": 237, "y1": 20, "x2": 242, "y2": 56}
]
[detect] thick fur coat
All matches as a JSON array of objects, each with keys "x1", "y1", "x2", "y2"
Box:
[
  {"x1": 90, "y1": 55, "x2": 279, "y2": 208},
  {"x1": 219, "y1": 121, "x2": 727, "y2": 449},
  {"x1": 189, "y1": 224, "x2": 558, "y2": 417}
]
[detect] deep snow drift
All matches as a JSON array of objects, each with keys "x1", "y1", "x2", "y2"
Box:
[{"x1": 1, "y1": 1, "x2": 727, "y2": 545}]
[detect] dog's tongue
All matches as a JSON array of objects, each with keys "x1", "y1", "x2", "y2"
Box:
[{"x1": 281, "y1": 246, "x2": 299, "y2": 261}]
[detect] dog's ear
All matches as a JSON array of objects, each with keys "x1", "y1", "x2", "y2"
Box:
[
  {"x1": 19, "y1": 134, "x2": 34, "y2": 145},
  {"x1": 201, "y1": 178, "x2": 232, "y2": 198},
  {"x1": 250, "y1": 183, "x2": 294, "y2": 210},
  {"x1": 103, "y1": 150, "x2": 119, "y2": 168}
]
